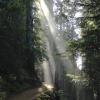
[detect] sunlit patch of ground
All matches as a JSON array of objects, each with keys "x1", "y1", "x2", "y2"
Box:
[{"x1": 43, "y1": 83, "x2": 54, "y2": 91}]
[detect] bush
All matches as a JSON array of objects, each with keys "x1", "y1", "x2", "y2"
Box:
[
  {"x1": 0, "y1": 92, "x2": 6, "y2": 100},
  {"x1": 35, "y1": 89, "x2": 62, "y2": 100}
]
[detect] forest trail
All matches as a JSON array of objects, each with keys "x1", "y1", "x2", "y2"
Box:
[{"x1": 8, "y1": 87, "x2": 43, "y2": 100}]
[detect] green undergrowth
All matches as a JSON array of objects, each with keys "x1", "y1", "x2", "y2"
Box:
[
  {"x1": 0, "y1": 92, "x2": 6, "y2": 100},
  {"x1": 35, "y1": 86, "x2": 64, "y2": 100},
  {"x1": 66, "y1": 74, "x2": 89, "y2": 86}
]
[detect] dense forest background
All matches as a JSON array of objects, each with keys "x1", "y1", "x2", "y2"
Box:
[
  {"x1": 0, "y1": 0, "x2": 100, "y2": 100},
  {"x1": 70, "y1": 0, "x2": 100, "y2": 99},
  {"x1": 0, "y1": 0, "x2": 44, "y2": 99}
]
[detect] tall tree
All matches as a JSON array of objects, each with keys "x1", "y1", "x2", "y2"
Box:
[{"x1": 0, "y1": 0, "x2": 44, "y2": 94}]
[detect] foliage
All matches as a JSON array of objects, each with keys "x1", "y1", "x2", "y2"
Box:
[
  {"x1": 0, "y1": 92, "x2": 6, "y2": 100},
  {"x1": 69, "y1": 0, "x2": 100, "y2": 99},
  {"x1": 35, "y1": 90, "x2": 62, "y2": 100}
]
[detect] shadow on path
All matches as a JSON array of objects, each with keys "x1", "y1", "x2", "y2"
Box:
[{"x1": 8, "y1": 87, "x2": 42, "y2": 100}]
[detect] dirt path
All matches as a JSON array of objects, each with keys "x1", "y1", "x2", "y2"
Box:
[{"x1": 8, "y1": 87, "x2": 42, "y2": 100}]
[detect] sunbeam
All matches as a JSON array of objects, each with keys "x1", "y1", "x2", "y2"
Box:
[
  {"x1": 34, "y1": 0, "x2": 95, "y2": 99},
  {"x1": 39, "y1": 0, "x2": 79, "y2": 88},
  {"x1": 40, "y1": 0, "x2": 55, "y2": 34},
  {"x1": 76, "y1": 53, "x2": 83, "y2": 70}
]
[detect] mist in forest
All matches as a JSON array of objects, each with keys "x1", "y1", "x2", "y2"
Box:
[{"x1": 38, "y1": 0, "x2": 94, "y2": 100}]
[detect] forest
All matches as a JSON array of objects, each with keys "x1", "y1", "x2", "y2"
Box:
[{"x1": 0, "y1": 0, "x2": 100, "y2": 100}]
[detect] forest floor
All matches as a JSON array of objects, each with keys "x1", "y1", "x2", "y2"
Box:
[{"x1": 8, "y1": 87, "x2": 43, "y2": 100}]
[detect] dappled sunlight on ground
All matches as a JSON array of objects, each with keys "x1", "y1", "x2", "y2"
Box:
[{"x1": 66, "y1": 73, "x2": 88, "y2": 83}]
